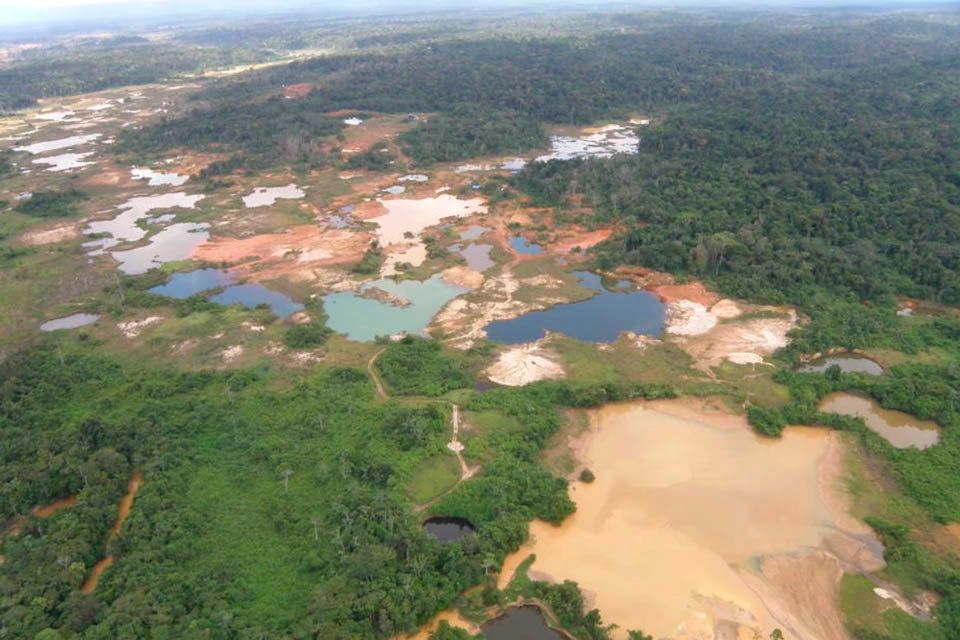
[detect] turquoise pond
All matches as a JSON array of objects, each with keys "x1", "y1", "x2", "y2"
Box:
[
  {"x1": 322, "y1": 275, "x2": 466, "y2": 341},
  {"x1": 149, "y1": 269, "x2": 303, "y2": 318},
  {"x1": 484, "y1": 272, "x2": 665, "y2": 343}
]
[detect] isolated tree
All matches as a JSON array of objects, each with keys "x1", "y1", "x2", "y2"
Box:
[{"x1": 282, "y1": 468, "x2": 293, "y2": 492}]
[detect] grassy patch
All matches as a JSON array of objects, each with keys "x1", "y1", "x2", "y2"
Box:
[{"x1": 407, "y1": 453, "x2": 462, "y2": 504}]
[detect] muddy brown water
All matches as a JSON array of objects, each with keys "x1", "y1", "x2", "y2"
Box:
[
  {"x1": 497, "y1": 401, "x2": 880, "y2": 640},
  {"x1": 32, "y1": 495, "x2": 78, "y2": 518},
  {"x1": 81, "y1": 471, "x2": 142, "y2": 593},
  {"x1": 819, "y1": 392, "x2": 940, "y2": 449}
]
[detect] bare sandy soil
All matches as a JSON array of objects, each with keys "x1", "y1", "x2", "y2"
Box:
[
  {"x1": 486, "y1": 341, "x2": 566, "y2": 386},
  {"x1": 193, "y1": 225, "x2": 369, "y2": 282},
  {"x1": 18, "y1": 220, "x2": 84, "y2": 245}
]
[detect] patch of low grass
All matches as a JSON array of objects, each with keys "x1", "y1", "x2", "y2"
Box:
[
  {"x1": 712, "y1": 360, "x2": 791, "y2": 408},
  {"x1": 839, "y1": 574, "x2": 888, "y2": 634},
  {"x1": 407, "y1": 453, "x2": 461, "y2": 504}
]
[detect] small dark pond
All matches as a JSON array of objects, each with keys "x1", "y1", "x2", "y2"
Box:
[
  {"x1": 423, "y1": 517, "x2": 476, "y2": 543},
  {"x1": 149, "y1": 269, "x2": 303, "y2": 318},
  {"x1": 485, "y1": 272, "x2": 665, "y2": 344},
  {"x1": 797, "y1": 354, "x2": 884, "y2": 376},
  {"x1": 482, "y1": 606, "x2": 566, "y2": 640},
  {"x1": 510, "y1": 235, "x2": 544, "y2": 255}
]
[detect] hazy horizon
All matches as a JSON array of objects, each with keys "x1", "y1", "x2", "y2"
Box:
[{"x1": 1, "y1": 0, "x2": 955, "y2": 29}]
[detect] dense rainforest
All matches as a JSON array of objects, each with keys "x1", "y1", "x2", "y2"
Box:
[
  {"x1": 0, "y1": 45, "x2": 274, "y2": 112},
  {"x1": 0, "y1": 341, "x2": 672, "y2": 639}
]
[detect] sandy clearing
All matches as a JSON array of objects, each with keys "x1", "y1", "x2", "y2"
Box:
[
  {"x1": 19, "y1": 221, "x2": 84, "y2": 245},
  {"x1": 221, "y1": 345, "x2": 244, "y2": 363},
  {"x1": 117, "y1": 316, "x2": 164, "y2": 338},
  {"x1": 549, "y1": 227, "x2": 613, "y2": 254},
  {"x1": 650, "y1": 282, "x2": 720, "y2": 306},
  {"x1": 441, "y1": 266, "x2": 485, "y2": 289},
  {"x1": 711, "y1": 299, "x2": 742, "y2": 319},
  {"x1": 665, "y1": 300, "x2": 718, "y2": 336},
  {"x1": 486, "y1": 342, "x2": 566, "y2": 386},
  {"x1": 677, "y1": 313, "x2": 797, "y2": 369},
  {"x1": 283, "y1": 83, "x2": 314, "y2": 99},
  {"x1": 193, "y1": 225, "x2": 369, "y2": 282}
]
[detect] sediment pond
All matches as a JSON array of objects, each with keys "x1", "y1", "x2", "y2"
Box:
[
  {"x1": 323, "y1": 275, "x2": 466, "y2": 341},
  {"x1": 819, "y1": 392, "x2": 940, "y2": 449},
  {"x1": 799, "y1": 354, "x2": 884, "y2": 375},
  {"x1": 14, "y1": 133, "x2": 100, "y2": 154},
  {"x1": 497, "y1": 400, "x2": 883, "y2": 639},
  {"x1": 111, "y1": 222, "x2": 210, "y2": 274},
  {"x1": 485, "y1": 272, "x2": 664, "y2": 343},
  {"x1": 242, "y1": 184, "x2": 305, "y2": 207},
  {"x1": 40, "y1": 313, "x2": 100, "y2": 332}
]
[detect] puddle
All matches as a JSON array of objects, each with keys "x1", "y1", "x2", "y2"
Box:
[
  {"x1": 323, "y1": 275, "x2": 466, "y2": 341},
  {"x1": 482, "y1": 606, "x2": 564, "y2": 640},
  {"x1": 368, "y1": 195, "x2": 486, "y2": 246},
  {"x1": 485, "y1": 272, "x2": 664, "y2": 343},
  {"x1": 327, "y1": 215, "x2": 351, "y2": 228},
  {"x1": 459, "y1": 225, "x2": 489, "y2": 241},
  {"x1": 40, "y1": 313, "x2": 100, "y2": 332},
  {"x1": 131, "y1": 167, "x2": 189, "y2": 186},
  {"x1": 458, "y1": 243, "x2": 495, "y2": 272},
  {"x1": 84, "y1": 192, "x2": 205, "y2": 252},
  {"x1": 242, "y1": 184, "x2": 305, "y2": 208},
  {"x1": 509, "y1": 235, "x2": 543, "y2": 255},
  {"x1": 399, "y1": 174, "x2": 429, "y2": 182},
  {"x1": 499, "y1": 401, "x2": 880, "y2": 639},
  {"x1": 344, "y1": 117, "x2": 363, "y2": 125},
  {"x1": 149, "y1": 268, "x2": 234, "y2": 298},
  {"x1": 799, "y1": 354, "x2": 883, "y2": 376},
  {"x1": 32, "y1": 151, "x2": 94, "y2": 172},
  {"x1": 819, "y1": 392, "x2": 940, "y2": 449},
  {"x1": 534, "y1": 125, "x2": 639, "y2": 162},
  {"x1": 423, "y1": 517, "x2": 476, "y2": 543},
  {"x1": 14, "y1": 133, "x2": 101, "y2": 154},
  {"x1": 383, "y1": 185, "x2": 406, "y2": 195},
  {"x1": 111, "y1": 223, "x2": 210, "y2": 275},
  {"x1": 210, "y1": 284, "x2": 304, "y2": 318}
]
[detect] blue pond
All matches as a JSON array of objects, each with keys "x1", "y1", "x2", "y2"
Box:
[
  {"x1": 149, "y1": 268, "x2": 234, "y2": 298},
  {"x1": 485, "y1": 272, "x2": 665, "y2": 344},
  {"x1": 211, "y1": 284, "x2": 304, "y2": 318},
  {"x1": 509, "y1": 235, "x2": 544, "y2": 255},
  {"x1": 149, "y1": 269, "x2": 304, "y2": 318}
]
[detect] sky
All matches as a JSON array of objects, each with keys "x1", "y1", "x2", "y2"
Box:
[{"x1": 0, "y1": 0, "x2": 951, "y2": 28}]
